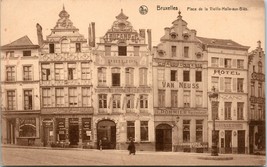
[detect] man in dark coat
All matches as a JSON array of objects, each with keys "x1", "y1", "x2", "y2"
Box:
[{"x1": 127, "y1": 138, "x2": 136, "y2": 155}]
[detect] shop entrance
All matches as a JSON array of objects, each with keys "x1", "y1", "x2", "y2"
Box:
[
  {"x1": 42, "y1": 119, "x2": 53, "y2": 147},
  {"x1": 97, "y1": 120, "x2": 116, "y2": 149},
  {"x1": 238, "y1": 130, "x2": 245, "y2": 154},
  {"x1": 155, "y1": 124, "x2": 172, "y2": 151},
  {"x1": 7, "y1": 119, "x2": 16, "y2": 144},
  {"x1": 69, "y1": 118, "x2": 79, "y2": 146},
  {"x1": 225, "y1": 130, "x2": 232, "y2": 153}
]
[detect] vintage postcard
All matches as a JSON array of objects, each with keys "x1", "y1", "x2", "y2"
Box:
[{"x1": 0, "y1": 0, "x2": 265, "y2": 166}]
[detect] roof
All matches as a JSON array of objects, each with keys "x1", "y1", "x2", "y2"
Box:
[
  {"x1": 197, "y1": 36, "x2": 249, "y2": 50},
  {"x1": 1, "y1": 35, "x2": 39, "y2": 50}
]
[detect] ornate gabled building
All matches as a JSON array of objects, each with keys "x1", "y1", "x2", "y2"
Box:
[
  {"x1": 38, "y1": 6, "x2": 93, "y2": 147},
  {"x1": 1, "y1": 36, "x2": 41, "y2": 146},
  {"x1": 92, "y1": 10, "x2": 154, "y2": 150},
  {"x1": 152, "y1": 12, "x2": 208, "y2": 152},
  {"x1": 248, "y1": 41, "x2": 265, "y2": 154}
]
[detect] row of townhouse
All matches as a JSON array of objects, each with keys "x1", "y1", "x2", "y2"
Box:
[{"x1": 1, "y1": 7, "x2": 265, "y2": 154}]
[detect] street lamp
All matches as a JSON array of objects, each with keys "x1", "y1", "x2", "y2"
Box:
[{"x1": 209, "y1": 86, "x2": 219, "y2": 156}]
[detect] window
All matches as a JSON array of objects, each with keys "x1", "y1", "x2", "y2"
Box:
[
  {"x1": 183, "y1": 71, "x2": 190, "y2": 82},
  {"x1": 237, "y1": 59, "x2": 244, "y2": 69},
  {"x1": 258, "y1": 82, "x2": 262, "y2": 97},
  {"x1": 224, "y1": 59, "x2": 231, "y2": 68},
  {"x1": 253, "y1": 66, "x2": 256, "y2": 72},
  {"x1": 118, "y1": 46, "x2": 127, "y2": 56},
  {"x1": 171, "y1": 70, "x2": 177, "y2": 81},
  {"x1": 126, "y1": 94, "x2": 135, "y2": 109},
  {"x1": 24, "y1": 90, "x2": 32, "y2": 110},
  {"x1": 19, "y1": 118, "x2": 36, "y2": 137},
  {"x1": 237, "y1": 102, "x2": 244, "y2": 120},
  {"x1": 183, "y1": 120, "x2": 190, "y2": 142},
  {"x1": 196, "y1": 91, "x2": 203, "y2": 107},
  {"x1": 184, "y1": 91, "x2": 190, "y2": 107},
  {"x1": 125, "y1": 68, "x2": 134, "y2": 86},
  {"x1": 99, "y1": 94, "x2": 107, "y2": 108},
  {"x1": 171, "y1": 46, "x2": 176, "y2": 57},
  {"x1": 184, "y1": 46, "x2": 189, "y2": 57},
  {"x1": 258, "y1": 105, "x2": 263, "y2": 120},
  {"x1": 61, "y1": 39, "x2": 69, "y2": 53},
  {"x1": 55, "y1": 88, "x2": 64, "y2": 107},
  {"x1": 258, "y1": 61, "x2": 262, "y2": 73},
  {"x1": 237, "y1": 78, "x2": 244, "y2": 92},
  {"x1": 127, "y1": 121, "x2": 135, "y2": 141},
  {"x1": 158, "y1": 90, "x2": 165, "y2": 107},
  {"x1": 112, "y1": 68, "x2": 120, "y2": 86},
  {"x1": 112, "y1": 94, "x2": 121, "y2": 109},
  {"x1": 105, "y1": 45, "x2": 111, "y2": 56},
  {"x1": 224, "y1": 102, "x2": 232, "y2": 120},
  {"x1": 49, "y1": 44, "x2": 55, "y2": 53},
  {"x1": 7, "y1": 90, "x2": 16, "y2": 110},
  {"x1": 69, "y1": 88, "x2": 77, "y2": 107},
  {"x1": 82, "y1": 87, "x2": 91, "y2": 107},
  {"x1": 23, "y1": 66, "x2": 32, "y2": 81},
  {"x1": 68, "y1": 63, "x2": 76, "y2": 80},
  {"x1": 139, "y1": 68, "x2": 148, "y2": 86},
  {"x1": 211, "y1": 57, "x2": 219, "y2": 67},
  {"x1": 76, "y1": 43, "x2": 81, "y2": 52},
  {"x1": 6, "y1": 66, "x2": 15, "y2": 81},
  {"x1": 23, "y1": 50, "x2": 31, "y2": 57},
  {"x1": 196, "y1": 120, "x2": 203, "y2": 142},
  {"x1": 251, "y1": 81, "x2": 255, "y2": 96},
  {"x1": 134, "y1": 46, "x2": 140, "y2": 56},
  {"x1": 171, "y1": 90, "x2": 178, "y2": 107},
  {"x1": 6, "y1": 51, "x2": 14, "y2": 58},
  {"x1": 98, "y1": 68, "x2": 106, "y2": 86},
  {"x1": 81, "y1": 62, "x2": 90, "y2": 80},
  {"x1": 250, "y1": 105, "x2": 255, "y2": 120},
  {"x1": 55, "y1": 64, "x2": 64, "y2": 80},
  {"x1": 225, "y1": 77, "x2": 231, "y2": 92},
  {"x1": 42, "y1": 88, "x2": 51, "y2": 107},
  {"x1": 140, "y1": 121, "x2": 148, "y2": 141},
  {"x1": 196, "y1": 71, "x2": 202, "y2": 82},
  {"x1": 212, "y1": 101, "x2": 219, "y2": 120},
  {"x1": 211, "y1": 77, "x2": 219, "y2": 91},
  {"x1": 56, "y1": 118, "x2": 65, "y2": 141},
  {"x1": 158, "y1": 69, "x2": 165, "y2": 81},
  {"x1": 140, "y1": 95, "x2": 148, "y2": 109},
  {"x1": 41, "y1": 64, "x2": 51, "y2": 81}
]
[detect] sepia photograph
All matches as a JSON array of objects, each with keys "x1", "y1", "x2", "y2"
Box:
[{"x1": 0, "y1": 0, "x2": 265, "y2": 166}]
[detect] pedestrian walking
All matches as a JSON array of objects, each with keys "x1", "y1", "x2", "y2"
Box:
[
  {"x1": 99, "y1": 139, "x2": 102, "y2": 151},
  {"x1": 127, "y1": 138, "x2": 136, "y2": 155}
]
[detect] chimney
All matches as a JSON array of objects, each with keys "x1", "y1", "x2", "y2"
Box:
[
  {"x1": 147, "y1": 29, "x2": 152, "y2": 51},
  {"x1": 164, "y1": 27, "x2": 170, "y2": 36},
  {"x1": 91, "y1": 22, "x2": 95, "y2": 47},
  {"x1": 36, "y1": 23, "x2": 43, "y2": 47},
  {"x1": 257, "y1": 40, "x2": 261, "y2": 48},
  {"x1": 139, "y1": 29, "x2": 146, "y2": 39},
  {"x1": 88, "y1": 23, "x2": 92, "y2": 46}
]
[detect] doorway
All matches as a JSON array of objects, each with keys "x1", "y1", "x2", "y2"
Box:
[
  {"x1": 225, "y1": 130, "x2": 232, "y2": 153},
  {"x1": 97, "y1": 120, "x2": 116, "y2": 149},
  {"x1": 155, "y1": 124, "x2": 172, "y2": 151},
  {"x1": 238, "y1": 130, "x2": 245, "y2": 154},
  {"x1": 7, "y1": 119, "x2": 16, "y2": 144},
  {"x1": 69, "y1": 118, "x2": 79, "y2": 146}
]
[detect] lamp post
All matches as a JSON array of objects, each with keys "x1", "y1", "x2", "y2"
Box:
[{"x1": 209, "y1": 86, "x2": 219, "y2": 156}]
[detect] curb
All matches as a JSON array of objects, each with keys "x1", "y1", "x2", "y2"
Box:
[{"x1": 197, "y1": 156, "x2": 234, "y2": 160}]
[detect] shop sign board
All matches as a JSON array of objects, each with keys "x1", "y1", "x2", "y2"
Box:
[
  {"x1": 215, "y1": 123, "x2": 243, "y2": 129},
  {"x1": 161, "y1": 81, "x2": 200, "y2": 89},
  {"x1": 155, "y1": 59, "x2": 203, "y2": 68},
  {"x1": 95, "y1": 56, "x2": 148, "y2": 66},
  {"x1": 155, "y1": 108, "x2": 207, "y2": 116},
  {"x1": 177, "y1": 142, "x2": 208, "y2": 148}
]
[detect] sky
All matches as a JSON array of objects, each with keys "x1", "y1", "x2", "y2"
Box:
[{"x1": 1, "y1": 0, "x2": 265, "y2": 52}]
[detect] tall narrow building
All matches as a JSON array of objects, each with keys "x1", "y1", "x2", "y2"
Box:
[{"x1": 92, "y1": 10, "x2": 154, "y2": 150}]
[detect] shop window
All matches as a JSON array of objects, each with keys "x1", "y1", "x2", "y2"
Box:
[
  {"x1": 224, "y1": 102, "x2": 232, "y2": 120},
  {"x1": 139, "y1": 68, "x2": 148, "y2": 86},
  {"x1": 158, "y1": 69, "x2": 165, "y2": 81},
  {"x1": 112, "y1": 68, "x2": 120, "y2": 86},
  {"x1": 158, "y1": 90, "x2": 165, "y2": 107},
  {"x1": 68, "y1": 63, "x2": 76, "y2": 80},
  {"x1": 23, "y1": 66, "x2": 32, "y2": 81},
  {"x1": 118, "y1": 46, "x2": 127, "y2": 56},
  {"x1": 237, "y1": 59, "x2": 244, "y2": 69},
  {"x1": 224, "y1": 77, "x2": 231, "y2": 92},
  {"x1": 258, "y1": 82, "x2": 262, "y2": 97},
  {"x1": 184, "y1": 46, "x2": 189, "y2": 57},
  {"x1": 127, "y1": 121, "x2": 135, "y2": 141},
  {"x1": 183, "y1": 120, "x2": 190, "y2": 142},
  {"x1": 76, "y1": 43, "x2": 81, "y2": 52},
  {"x1": 6, "y1": 51, "x2": 14, "y2": 58},
  {"x1": 211, "y1": 77, "x2": 219, "y2": 91},
  {"x1": 42, "y1": 88, "x2": 51, "y2": 107},
  {"x1": 195, "y1": 71, "x2": 202, "y2": 82},
  {"x1": 237, "y1": 102, "x2": 244, "y2": 120},
  {"x1": 112, "y1": 94, "x2": 121, "y2": 109},
  {"x1": 41, "y1": 64, "x2": 51, "y2": 81},
  {"x1": 125, "y1": 68, "x2": 134, "y2": 86},
  {"x1": 69, "y1": 88, "x2": 77, "y2": 107},
  {"x1": 237, "y1": 78, "x2": 244, "y2": 92},
  {"x1": 105, "y1": 45, "x2": 111, "y2": 56},
  {"x1": 171, "y1": 70, "x2": 177, "y2": 81},
  {"x1": 224, "y1": 58, "x2": 231, "y2": 68},
  {"x1": 7, "y1": 90, "x2": 16, "y2": 110},
  {"x1": 183, "y1": 71, "x2": 190, "y2": 82},
  {"x1": 24, "y1": 90, "x2": 32, "y2": 110},
  {"x1": 140, "y1": 94, "x2": 148, "y2": 109},
  {"x1": 81, "y1": 62, "x2": 90, "y2": 80},
  {"x1": 55, "y1": 88, "x2": 64, "y2": 107},
  {"x1": 126, "y1": 94, "x2": 135, "y2": 109},
  {"x1": 98, "y1": 67, "x2": 107, "y2": 86},
  {"x1": 6, "y1": 66, "x2": 15, "y2": 81},
  {"x1": 140, "y1": 121, "x2": 148, "y2": 141},
  {"x1": 184, "y1": 91, "x2": 190, "y2": 107},
  {"x1": 82, "y1": 87, "x2": 91, "y2": 107},
  {"x1": 49, "y1": 44, "x2": 55, "y2": 53},
  {"x1": 171, "y1": 46, "x2": 176, "y2": 57},
  {"x1": 19, "y1": 118, "x2": 36, "y2": 137},
  {"x1": 23, "y1": 50, "x2": 31, "y2": 57},
  {"x1": 251, "y1": 81, "x2": 255, "y2": 96},
  {"x1": 211, "y1": 57, "x2": 219, "y2": 67},
  {"x1": 196, "y1": 91, "x2": 203, "y2": 107},
  {"x1": 55, "y1": 63, "x2": 64, "y2": 80},
  {"x1": 134, "y1": 46, "x2": 140, "y2": 56},
  {"x1": 82, "y1": 118, "x2": 91, "y2": 141},
  {"x1": 99, "y1": 94, "x2": 107, "y2": 108},
  {"x1": 171, "y1": 90, "x2": 178, "y2": 107},
  {"x1": 57, "y1": 118, "x2": 66, "y2": 141},
  {"x1": 196, "y1": 120, "x2": 203, "y2": 142}
]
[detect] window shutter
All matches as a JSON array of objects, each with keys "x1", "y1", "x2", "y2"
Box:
[
  {"x1": 220, "y1": 58, "x2": 224, "y2": 67},
  {"x1": 233, "y1": 78, "x2": 237, "y2": 92},
  {"x1": 232, "y1": 59, "x2": 237, "y2": 68},
  {"x1": 220, "y1": 77, "x2": 224, "y2": 91}
]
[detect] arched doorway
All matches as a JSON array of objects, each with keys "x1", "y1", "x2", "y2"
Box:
[
  {"x1": 97, "y1": 120, "x2": 116, "y2": 149},
  {"x1": 156, "y1": 124, "x2": 172, "y2": 151}
]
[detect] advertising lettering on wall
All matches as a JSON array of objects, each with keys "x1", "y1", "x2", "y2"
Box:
[
  {"x1": 162, "y1": 81, "x2": 199, "y2": 89},
  {"x1": 103, "y1": 32, "x2": 139, "y2": 42},
  {"x1": 177, "y1": 142, "x2": 208, "y2": 148},
  {"x1": 155, "y1": 109, "x2": 207, "y2": 116},
  {"x1": 215, "y1": 123, "x2": 243, "y2": 129},
  {"x1": 213, "y1": 69, "x2": 240, "y2": 75},
  {"x1": 96, "y1": 56, "x2": 148, "y2": 66},
  {"x1": 155, "y1": 59, "x2": 203, "y2": 68}
]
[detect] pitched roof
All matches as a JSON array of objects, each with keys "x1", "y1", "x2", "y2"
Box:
[
  {"x1": 1, "y1": 35, "x2": 39, "y2": 50},
  {"x1": 197, "y1": 36, "x2": 249, "y2": 50}
]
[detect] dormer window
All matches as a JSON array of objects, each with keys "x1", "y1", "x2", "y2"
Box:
[
  {"x1": 157, "y1": 50, "x2": 164, "y2": 57},
  {"x1": 49, "y1": 44, "x2": 55, "y2": 53},
  {"x1": 76, "y1": 43, "x2": 81, "y2": 52},
  {"x1": 61, "y1": 39, "x2": 70, "y2": 53},
  {"x1": 196, "y1": 52, "x2": 202, "y2": 59},
  {"x1": 23, "y1": 51, "x2": 31, "y2": 57},
  {"x1": 170, "y1": 33, "x2": 177, "y2": 39}
]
